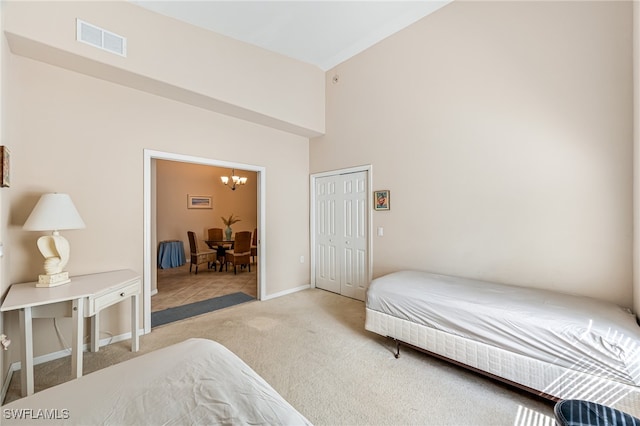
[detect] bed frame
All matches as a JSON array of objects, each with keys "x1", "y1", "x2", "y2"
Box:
[{"x1": 366, "y1": 304, "x2": 640, "y2": 416}]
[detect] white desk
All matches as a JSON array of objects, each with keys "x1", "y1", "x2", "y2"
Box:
[{"x1": 0, "y1": 269, "x2": 140, "y2": 396}]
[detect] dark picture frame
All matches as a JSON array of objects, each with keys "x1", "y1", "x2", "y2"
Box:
[{"x1": 373, "y1": 190, "x2": 390, "y2": 211}]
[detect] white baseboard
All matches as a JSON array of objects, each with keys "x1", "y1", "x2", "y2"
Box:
[
  {"x1": 1, "y1": 328, "x2": 145, "y2": 404},
  {"x1": 262, "y1": 283, "x2": 310, "y2": 301}
]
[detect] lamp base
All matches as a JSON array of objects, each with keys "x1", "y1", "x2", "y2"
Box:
[{"x1": 37, "y1": 271, "x2": 70, "y2": 287}]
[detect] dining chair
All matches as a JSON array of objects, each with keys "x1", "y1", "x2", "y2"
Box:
[
  {"x1": 187, "y1": 231, "x2": 216, "y2": 274},
  {"x1": 224, "y1": 231, "x2": 252, "y2": 274},
  {"x1": 251, "y1": 228, "x2": 257, "y2": 264},
  {"x1": 207, "y1": 228, "x2": 222, "y2": 249},
  {"x1": 207, "y1": 228, "x2": 232, "y2": 249}
]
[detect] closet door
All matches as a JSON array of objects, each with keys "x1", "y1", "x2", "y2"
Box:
[
  {"x1": 314, "y1": 171, "x2": 368, "y2": 301},
  {"x1": 315, "y1": 175, "x2": 341, "y2": 293},
  {"x1": 340, "y1": 171, "x2": 368, "y2": 300}
]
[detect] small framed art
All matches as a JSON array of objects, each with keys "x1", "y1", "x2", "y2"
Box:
[
  {"x1": 373, "y1": 190, "x2": 390, "y2": 211},
  {"x1": 0, "y1": 146, "x2": 9, "y2": 188},
  {"x1": 187, "y1": 194, "x2": 212, "y2": 209}
]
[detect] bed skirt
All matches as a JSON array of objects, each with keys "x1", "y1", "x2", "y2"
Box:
[{"x1": 365, "y1": 307, "x2": 640, "y2": 416}]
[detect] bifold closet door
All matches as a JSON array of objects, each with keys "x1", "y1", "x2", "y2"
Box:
[{"x1": 315, "y1": 171, "x2": 368, "y2": 301}]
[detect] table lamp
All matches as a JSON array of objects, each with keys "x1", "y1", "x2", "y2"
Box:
[{"x1": 23, "y1": 193, "x2": 86, "y2": 287}]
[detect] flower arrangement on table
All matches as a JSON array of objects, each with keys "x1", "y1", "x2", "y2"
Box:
[
  {"x1": 221, "y1": 214, "x2": 241, "y2": 227},
  {"x1": 221, "y1": 214, "x2": 241, "y2": 240}
]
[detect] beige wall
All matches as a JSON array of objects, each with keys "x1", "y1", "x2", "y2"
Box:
[
  {"x1": 156, "y1": 160, "x2": 258, "y2": 257},
  {"x1": 1, "y1": 2, "x2": 313, "y2": 367},
  {"x1": 2, "y1": 0, "x2": 324, "y2": 137},
  {"x1": 311, "y1": 1, "x2": 634, "y2": 306}
]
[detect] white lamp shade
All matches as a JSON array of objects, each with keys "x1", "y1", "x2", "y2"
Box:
[{"x1": 23, "y1": 193, "x2": 86, "y2": 231}]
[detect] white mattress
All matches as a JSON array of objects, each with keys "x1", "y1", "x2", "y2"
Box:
[
  {"x1": 1, "y1": 338, "x2": 311, "y2": 425},
  {"x1": 366, "y1": 270, "x2": 640, "y2": 387}
]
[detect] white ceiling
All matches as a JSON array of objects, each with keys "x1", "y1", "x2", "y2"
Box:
[{"x1": 131, "y1": 1, "x2": 452, "y2": 71}]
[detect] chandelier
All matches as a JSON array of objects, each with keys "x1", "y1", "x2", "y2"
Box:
[{"x1": 220, "y1": 169, "x2": 248, "y2": 191}]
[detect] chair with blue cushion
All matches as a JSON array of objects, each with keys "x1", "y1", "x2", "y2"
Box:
[{"x1": 554, "y1": 399, "x2": 640, "y2": 426}]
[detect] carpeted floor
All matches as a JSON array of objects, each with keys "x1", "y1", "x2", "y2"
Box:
[{"x1": 3, "y1": 288, "x2": 558, "y2": 425}]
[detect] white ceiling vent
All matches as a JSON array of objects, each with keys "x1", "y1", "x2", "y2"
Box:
[{"x1": 76, "y1": 19, "x2": 127, "y2": 57}]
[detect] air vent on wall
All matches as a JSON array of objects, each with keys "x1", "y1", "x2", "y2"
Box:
[{"x1": 76, "y1": 19, "x2": 127, "y2": 57}]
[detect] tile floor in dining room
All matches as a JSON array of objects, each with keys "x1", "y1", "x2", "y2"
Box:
[{"x1": 152, "y1": 260, "x2": 258, "y2": 312}]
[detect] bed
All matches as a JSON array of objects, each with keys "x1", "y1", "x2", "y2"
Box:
[
  {"x1": 365, "y1": 270, "x2": 640, "y2": 414},
  {"x1": 1, "y1": 338, "x2": 311, "y2": 425}
]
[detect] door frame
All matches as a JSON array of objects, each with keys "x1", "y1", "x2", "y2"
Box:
[
  {"x1": 143, "y1": 149, "x2": 266, "y2": 334},
  {"x1": 310, "y1": 164, "x2": 373, "y2": 291}
]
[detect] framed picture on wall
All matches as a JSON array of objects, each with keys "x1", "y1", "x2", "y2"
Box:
[
  {"x1": 187, "y1": 194, "x2": 212, "y2": 209},
  {"x1": 373, "y1": 190, "x2": 390, "y2": 211}
]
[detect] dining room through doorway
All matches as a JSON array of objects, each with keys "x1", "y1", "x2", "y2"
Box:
[{"x1": 153, "y1": 159, "x2": 258, "y2": 313}]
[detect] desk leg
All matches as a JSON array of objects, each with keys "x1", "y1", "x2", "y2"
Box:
[
  {"x1": 90, "y1": 313, "x2": 99, "y2": 352},
  {"x1": 131, "y1": 293, "x2": 139, "y2": 352},
  {"x1": 71, "y1": 298, "x2": 84, "y2": 378},
  {"x1": 18, "y1": 307, "x2": 34, "y2": 396}
]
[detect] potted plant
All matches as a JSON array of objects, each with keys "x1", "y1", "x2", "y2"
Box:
[{"x1": 221, "y1": 214, "x2": 241, "y2": 240}]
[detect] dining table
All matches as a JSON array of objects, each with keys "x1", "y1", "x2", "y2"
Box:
[{"x1": 205, "y1": 240, "x2": 234, "y2": 272}]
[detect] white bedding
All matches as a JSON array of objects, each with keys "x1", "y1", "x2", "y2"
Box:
[
  {"x1": 366, "y1": 270, "x2": 640, "y2": 387},
  {"x1": 1, "y1": 338, "x2": 311, "y2": 425}
]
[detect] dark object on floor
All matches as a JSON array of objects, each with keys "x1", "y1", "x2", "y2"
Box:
[
  {"x1": 152, "y1": 292, "x2": 254, "y2": 327},
  {"x1": 554, "y1": 399, "x2": 640, "y2": 426}
]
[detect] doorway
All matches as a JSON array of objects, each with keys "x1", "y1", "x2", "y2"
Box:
[
  {"x1": 152, "y1": 161, "x2": 257, "y2": 316},
  {"x1": 143, "y1": 149, "x2": 266, "y2": 334},
  {"x1": 311, "y1": 165, "x2": 372, "y2": 301}
]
